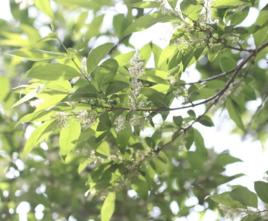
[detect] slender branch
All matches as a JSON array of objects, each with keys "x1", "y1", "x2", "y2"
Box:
[
  {"x1": 127, "y1": 40, "x2": 268, "y2": 170},
  {"x1": 108, "y1": 34, "x2": 131, "y2": 55},
  {"x1": 56, "y1": 36, "x2": 92, "y2": 85},
  {"x1": 181, "y1": 71, "x2": 231, "y2": 86},
  {"x1": 75, "y1": 42, "x2": 266, "y2": 113},
  {"x1": 224, "y1": 44, "x2": 255, "y2": 53}
]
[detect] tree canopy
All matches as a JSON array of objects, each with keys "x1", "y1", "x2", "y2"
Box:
[{"x1": 1, "y1": 0, "x2": 268, "y2": 220}]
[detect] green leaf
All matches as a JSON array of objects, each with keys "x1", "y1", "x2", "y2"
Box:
[
  {"x1": 85, "y1": 15, "x2": 104, "y2": 39},
  {"x1": 210, "y1": 192, "x2": 245, "y2": 208},
  {"x1": 254, "y1": 181, "x2": 268, "y2": 204},
  {"x1": 173, "y1": 116, "x2": 183, "y2": 127},
  {"x1": 113, "y1": 14, "x2": 131, "y2": 37},
  {"x1": 198, "y1": 115, "x2": 214, "y2": 127},
  {"x1": 216, "y1": 151, "x2": 241, "y2": 166},
  {"x1": 219, "y1": 55, "x2": 236, "y2": 72},
  {"x1": 101, "y1": 192, "x2": 116, "y2": 221},
  {"x1": 226, "y1": 99, "x2": 245, "y2": 130},
  {"x1": 115, "y1": 51, "x2": 135, "y2": 66},
  {"x1": 87, "y1": 43, "x2": 114, "y2": 74},
  {"x1": 97, "y1": 112, "x2": 111, "y2": 131},
  {"x1": 22, "y1": 121, "x2": 55, "y2": 157},
  {"x1": 59, "y1": 118, "x2": 81, "y2": 156},
  {"x1": 34, "y1": 0, "x2": 54, "y2": 18},
  {"x1": 27, "y1": 63, "x2": 80, "y2": 80},
  {"x1": 117, "y1": 124, "x2": 131, "y2": 148},
  {"x1": 96, "y1": 141, "x2": 110, "y2": 157},
  {"x1": 12, "y1": 90, "x2": 37, "y2": 108},
  {"x1": 180, "y1": 0, "x2": 202, "y2": 21},
  {"x1": 131, "y1": 175, "x2": 149, "y2": 198},
  {"x1": 212, "y1": 0, "x2": 245, "y2": 8},
  {"x1": 256, "y1": 5, "x2": 268, "y2": 27},
  {"x1": 8, "y1": 49, "x2": 65, "y2": 61},
  {"x1": 36, "y1": 80, "x2": 72, "y2": 111},
  {"x1": 184, "y1": 128, "x2": 194, "y2": 150},
  {"x1": 55, "y1": 0, "x2": 112, "y2": 10},
  {"x1": 230, "y1": 186, "x2": 258, "y2": 208},
  {"x1": 142, "y1": 88, "x2": 168, "y2": 107},
  {"x1": 93, "y1": 59, "x2": 118, "y2": 92},
  {"x1": 193, "y1": 129, "x2": 206, "y2": 150},
  {"x1": 131, "y1": 2, "x2": 160, "y2": 8},
  {"x1": 106, "y1": 81, "x2": 129, "y2": 95}
]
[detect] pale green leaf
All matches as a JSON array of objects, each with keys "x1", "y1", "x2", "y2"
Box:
[
  {"x1": 101, "y1": 192, "x2": 116, "y2": 221},
  {"x1": 96, "y1": 142, "x2": 110, "y2": 156},
  {"x1": 34, "y1": 0, "x2": 54, "y2": 18},
  {"x1": 22, "y1": 121, "x2": 55, "y2": 157},
  {"x1": 212, "y1": 0, "x2": 245, "y2": 8},
  {"x1": 27, "y1": 63, "x2": 80, "y2": 80},
  {"x1": 59, "y1": 118, "x2": 81, "y2": 156},
  {"x1": 8, "y1": 49, "x2": 65, "y2": 61}
]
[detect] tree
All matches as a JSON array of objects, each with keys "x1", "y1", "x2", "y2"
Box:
[{"x1": 0, "y1": 0, "x2": 268, "y2": 220}]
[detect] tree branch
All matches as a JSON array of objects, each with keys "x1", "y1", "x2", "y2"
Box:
[
  {"x1": 109, "y1": 41, "x2": 268, "y2": 113},
  {"x1": 127, "y1": 40, "x2": 268, "y2": 171}
]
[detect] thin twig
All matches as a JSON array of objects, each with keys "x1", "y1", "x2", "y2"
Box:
[
  {"x1": 129, "y1": 40, "x2": 268, "y2": 168},
  {"x1": 56, "y1": 36, "x2": 92, "y2": 85}
]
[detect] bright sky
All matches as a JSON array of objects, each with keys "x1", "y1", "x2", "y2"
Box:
[{"x1": 1, "y1": 0, "x2": 268, "y2": 221}]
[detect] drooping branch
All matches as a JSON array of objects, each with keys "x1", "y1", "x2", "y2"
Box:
[
  {"x1": 126, "y1": 40, "x2": 268, "y2": 172},
  {"x1": 102, "y1": 41, "x2": 268, "y2": 113}
]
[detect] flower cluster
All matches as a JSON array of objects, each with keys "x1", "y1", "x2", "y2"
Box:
[
  {"x1": 128, "y1": 54, "x2": 144, "y2": 78},
  {"x1": 55, "y1": 112, "x2": 68, "y2": 128},
  {"x1": 114, "y1": 115, "x2": 126, "y2": 132},
  {"x1": 128, "y1": 53, "x2": 145, "y2": 110},
  {"x1": 77, "y1": 110, "x2": 97, "y2": 129}
]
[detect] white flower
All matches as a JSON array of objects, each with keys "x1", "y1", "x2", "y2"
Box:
[
  {"x1": 129, "y1": 94, "x2": 137, "y2": 111},
  {"x1": 77, "y1": 110, "x2": 96, "y2": 129},
  {"x1": 128, "y1": 53, "x2": 145, "y2": 78},
  {"x1": 115, "y1": 115, "x2": 126, "y2": 132},
  {"x1": 56, "y1": 112, "x2": 68, "y2": 128},
  {"x1": 128, "y1": 53, "x2": 145, "y2": 110}
]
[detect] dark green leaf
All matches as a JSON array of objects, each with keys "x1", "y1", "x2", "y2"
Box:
[
  {"x1": 226, "y1": 99, "x2": 245, "y2": 130},
  {"x1": 87, "y1": 43, "x2": 114, "y2": 74},
  {"x1": 219, "y1": 55, "x2": 236, "y2": 72},
  {"x1": 198, "y1": 115, "x2": 214, "y2": 127},
  {"x1": 230, "y1": 186, "x2": 258, "y2": 208},
  {"x1": 254, "y1": 181, "x2": 268, "y2": 204}
]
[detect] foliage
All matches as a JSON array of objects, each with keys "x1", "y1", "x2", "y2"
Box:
[{"x1": 0, "y1": 0, "x2": 268, "y2": 220}]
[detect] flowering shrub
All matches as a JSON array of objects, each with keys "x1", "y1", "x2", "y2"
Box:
[{"x1": 1, "y1": 0, "x2": 268, "y2": 220}]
